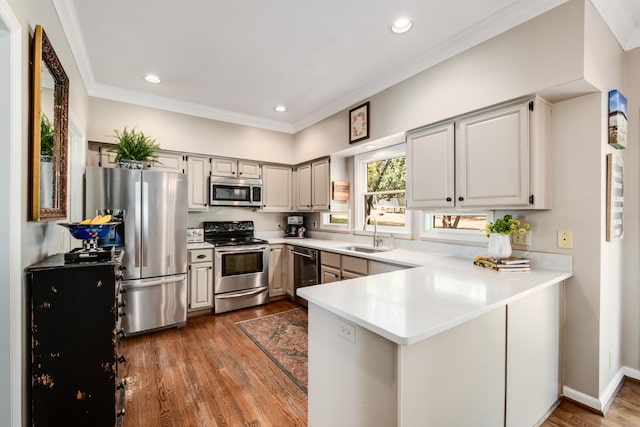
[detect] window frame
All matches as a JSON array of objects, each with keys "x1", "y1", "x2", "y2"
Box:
[
  {"x1": 420, "y1": 211, "x2": 494, "y2": 244},
  {"x1": 354, "y1": 144, "x2": 410, "y2": 236},
  {"x1": 319, "y1": 211, "x2": 351, "y2": 232}
]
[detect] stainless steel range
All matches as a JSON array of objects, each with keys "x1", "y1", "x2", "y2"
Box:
[{"x1": 204, "y1": 221, "x2": 269, "y2": 314}]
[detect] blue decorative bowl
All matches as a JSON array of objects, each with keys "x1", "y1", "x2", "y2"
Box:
[{"x1": 58, "y1": 222, "x2": 120, "y2": 240}]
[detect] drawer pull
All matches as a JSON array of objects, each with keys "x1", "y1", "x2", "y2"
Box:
[{"x1": 197, "y1": 254, "x2": 206, "y2": 259}]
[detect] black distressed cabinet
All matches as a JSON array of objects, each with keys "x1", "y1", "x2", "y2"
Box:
[{"x1": 26, "y1": 254, "x2": 125, "y2": 427}]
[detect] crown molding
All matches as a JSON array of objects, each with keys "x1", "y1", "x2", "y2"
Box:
[
  {"x1": 590, "y1": 0, "x2": 640, "y2": 50},
  {"x1": 293, "y1": 0, "x2": 568, "y2": 132},
  {"x1": 90, "y1": 83, "x2": 295, "y2": 134},
  {"x1": 53, "y1": 0, "x2": 96, "y2": 88}
]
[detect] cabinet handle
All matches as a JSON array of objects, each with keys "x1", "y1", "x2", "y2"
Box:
[
  {"x1": 209, "y1": 266, "x2": 213, "y2": 270},
  {"x1": 117, "y1": 355, "x2": 127, "y2": 363},
  {"x1": 446, "y1": 197, "x2": 452, "y2": 202},
  {"x1": 197, "y1": 254, "x2": 206, "y2": 259},
  {"x1": 458, "y1": 196, "x2": 464, "y2": 201},
  {"x1": 117, "y1": 409, "x2": 125, "y2": 418}
]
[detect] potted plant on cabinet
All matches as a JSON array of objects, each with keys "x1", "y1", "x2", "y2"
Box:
[{"x1": 109, "y1": 126, "x2": 160, "y2": 169}]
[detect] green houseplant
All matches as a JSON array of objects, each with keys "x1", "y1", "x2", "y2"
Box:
[
  {"x1": 40, "y1": 113, "x2": 54, "y2": 159},
  {"x1": 484, "y1": 215, "x2": 530, "y2": 258},
  {"x1": 109, "y1": 126, "x2": 160, "y2": 168}
]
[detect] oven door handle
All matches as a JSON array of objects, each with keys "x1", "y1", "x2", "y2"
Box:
[
  {"x1": 216, "y1": 245, "x2": 268, "y2": 253},
  {"x1": 216, "y1": 287, "x2": 267, "y2": 299},
  {"x1": 291, "y1": 250, "x2": 314, "y2": 259}
]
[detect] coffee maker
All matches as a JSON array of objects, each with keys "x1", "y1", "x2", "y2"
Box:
[{"x1": 285, "y1": 215, "x2": 304, "y2": 238}]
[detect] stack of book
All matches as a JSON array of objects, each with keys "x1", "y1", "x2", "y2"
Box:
[{"x1": 473, "y1": 256, "x2": 531, "y2": 272}]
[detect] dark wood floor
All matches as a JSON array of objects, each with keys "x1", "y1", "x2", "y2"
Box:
[
  {"x1": 122, "y1": 299, "x2": 639, "y2": 426},
  {"x1": 543, "y1": 378, "x2": 640, "y2": 427},
  {"x1": 120, "y1": 299, "x2": 307, "y2": 427}
]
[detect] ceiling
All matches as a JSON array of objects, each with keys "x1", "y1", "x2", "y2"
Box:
[{"x1": 54, "y1": 0, "x2": 640, "y2": 134}]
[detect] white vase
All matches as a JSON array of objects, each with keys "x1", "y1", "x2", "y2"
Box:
[{"x1": 487, "y1": 233, "x2": 512, "y2": 258}]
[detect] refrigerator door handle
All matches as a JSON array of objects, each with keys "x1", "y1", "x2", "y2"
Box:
[
  {"x1": 142, "y1": 181, "x2": 149, "y2": 267},
  {"x1": 122, "y1": 274, "x2": 187, "y2": 289},
  {"x1": 134, "y1": 180, "x2": 142, "y2": 268}
]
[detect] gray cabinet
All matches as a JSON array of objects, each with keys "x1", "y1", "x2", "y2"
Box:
[
  {"x1": 186, "y1": 155, "x2": 210, "y2": 211},
  {"x1": 262, "y1": 164, "x2": 293, "y2": 212}
]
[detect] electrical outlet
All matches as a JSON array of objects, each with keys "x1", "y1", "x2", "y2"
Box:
[
  {"x1": 557, "y1": 230, "x2": 573, "y2": 249},
  {"x1": 337, "y1": 320, "x2": 356, "y2": 344},
  {"x1": 512, "y1": 230, "x2": 531, "y2": 246}
]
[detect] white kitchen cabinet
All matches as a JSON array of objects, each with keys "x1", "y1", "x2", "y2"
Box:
[
  {"x1": 320, "y1": 265, "x2": 341, "y2": 284},
  {"x1": 150, "y1": 151, "x2": 184, "y2": 173},
  {"x1": 295, "y1": 158, "x2": 330, "y2": 211},
  {"x1": 268, "y1": 245, "x2": 286, "y2": 297},
  {"x1": 187, "y1": 249, "x2": 214, "y2": 311},
  {"x1": 406, "y1": 98, "x2": 551, "y2": 210},
  {"x1": 406, "y1": 122, "x2": 455, "y2": 209},
  {"x1": 262, "y1": 164, "x2": 292, "y2": 212},
  {"x1": 186, "y1": 155, "x2": 210, "y2": 211},
  {"x1": 211, "y1": 158, "x2": 261, "y2": 179}
]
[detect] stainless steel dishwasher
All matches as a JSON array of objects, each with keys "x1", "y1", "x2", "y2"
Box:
[{"x1": 292, "y1": 246, "x2": 319, "y2": 305}]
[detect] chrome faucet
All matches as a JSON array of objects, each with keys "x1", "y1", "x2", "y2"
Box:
[{"x1": 364, "y1": 214, "x2": 383, "y2": 247}]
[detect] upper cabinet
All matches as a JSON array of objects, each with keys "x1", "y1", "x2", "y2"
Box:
[
  {"x1": 262, "y1": 164, "x2": 293, "y2": 212},
  {"x1": 150, "y1": 152, "x2": 184, "y2": 173},
  {"x1": 211, "y1": 158, "x2": 261, "y2": 179},
  {"x1": 186, "y1": 155, "x2": 210, "y2": 211},
  {"x1": 295, "y1": 158, "x2": 330, "y2": 211},
  {"x1": 407, "y1": 98, "x2": 551, "y2": 210}
]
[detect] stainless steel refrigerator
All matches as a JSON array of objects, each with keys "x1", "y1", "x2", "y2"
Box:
[{"x1": 85, "y1": 166, "x2": 188, "y2": 335}]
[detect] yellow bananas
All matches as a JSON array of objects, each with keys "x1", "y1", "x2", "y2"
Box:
[{"x1": 80, "y1": 214, "x2": 112, "y2": 225}]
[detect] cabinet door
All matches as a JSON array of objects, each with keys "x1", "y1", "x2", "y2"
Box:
[
  {"x1": 262, "y1": 165, "x2": 292, "y2": 212},
  {"x1": 238, "y1": 160, "x2": 261, "y2": 179},
  {"x1": 312, "y1": 159, "x2": 331, "y2": 211},
  {"x1": 456, "y1": 102, "x2": 529, "y2": 207},
  {"x1": 211, "y1": 158, "x2": 238, "y2": 177},
  {"x1": 268, "y1": 245, "x2": 285, "y2": 297},
  {"x1": 406, "y1": 122, "x2": 455, "y2": 209},
  {"x1": 151, "y1": 152, "x2": 184, "y2": 173},
  {"x1": 321, "y1": 265, "x2": 341, "y2": 283},
  {"x1": 284, "y1": 246, "x2": 294, "y2": 296},
  {"x1": 188, "y1": 262, "x2": 213, "y2": 310},
  {"x1": 186, "y1": 155, "x2": 210, "y2": 211},
  {"x1": 296, "y1": 163, "x2": 312, "y2": 211},
  {"x1": 341, "y1": 270, "x2": 366, "y2": 280}
]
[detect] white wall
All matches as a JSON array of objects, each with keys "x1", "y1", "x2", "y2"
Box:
[
  {"x1": 622, "y1": 48, "x2": 640, "y2": 374},
  {"x1": 6, "y1": 0, "x2": 91, "y2": 425},
  {"x1": 88, "y1": 98, "x2": 296, "y2": 164},
  {"x1": 294, "y1": 0, "x2": 590, "y2": 164}
]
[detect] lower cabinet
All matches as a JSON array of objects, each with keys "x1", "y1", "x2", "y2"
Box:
[
  {"x1": 320, "y1": 251, "x2": 369, "y2": 283},
  {"x1": 284, "y1": 245, "x2": 294, "y2": 296},
  {"x1": 26, "y1": 254, "x2": 125, "y2": 427},
  {"x1": 268, "y1": 244, "x2": 286, "y2": 297},
  {"x1": 188, "y1": 248, "x2": 214, "y2": 311}
]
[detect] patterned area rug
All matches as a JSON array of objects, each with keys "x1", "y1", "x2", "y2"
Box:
[{"x1": 237, "y1": 307, "x2": 308, "y2": 393}]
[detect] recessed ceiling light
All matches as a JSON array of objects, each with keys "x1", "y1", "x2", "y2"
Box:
[
  {"x1": 274, "y1": 105, "x2": 287, "y2": 112},
  {"x1": 391, "y1": 18, "x2": 413, "y2": 34},
  {"x1": 144, "y1": 74, "x2": 161, "y2": 84}
]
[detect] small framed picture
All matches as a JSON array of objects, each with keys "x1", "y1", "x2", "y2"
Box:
[{"x1": 349, "y1": 102, "x2": 369, "y2": 144}]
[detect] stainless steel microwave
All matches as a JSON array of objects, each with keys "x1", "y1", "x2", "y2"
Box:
[{"x1": 209, "y1": 176, "x2": 262, "y2": 207}]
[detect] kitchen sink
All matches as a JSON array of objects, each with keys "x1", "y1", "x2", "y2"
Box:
[{"x1": 340, "y1": 245, "x2": 391, "y2": 254}]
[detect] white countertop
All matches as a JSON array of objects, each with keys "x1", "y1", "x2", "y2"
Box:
[
  {"x1": 187, "y1": 242, "x2": 214, "y2": 250},
  {"x1": 274, "y1": 237, "x2": 572, "y2": 346}
]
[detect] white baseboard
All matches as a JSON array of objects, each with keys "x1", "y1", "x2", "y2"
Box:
[
  {"x1": 623, "y1": 366, "x2": 640, "y2": 381},
  {"x1": 562, "y1": 366, "x2": 635, "y2": 413}
]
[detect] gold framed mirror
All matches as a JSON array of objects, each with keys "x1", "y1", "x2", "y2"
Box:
[{"x1": 30, "y1": 24, "x2": 69, "y2": 221}]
